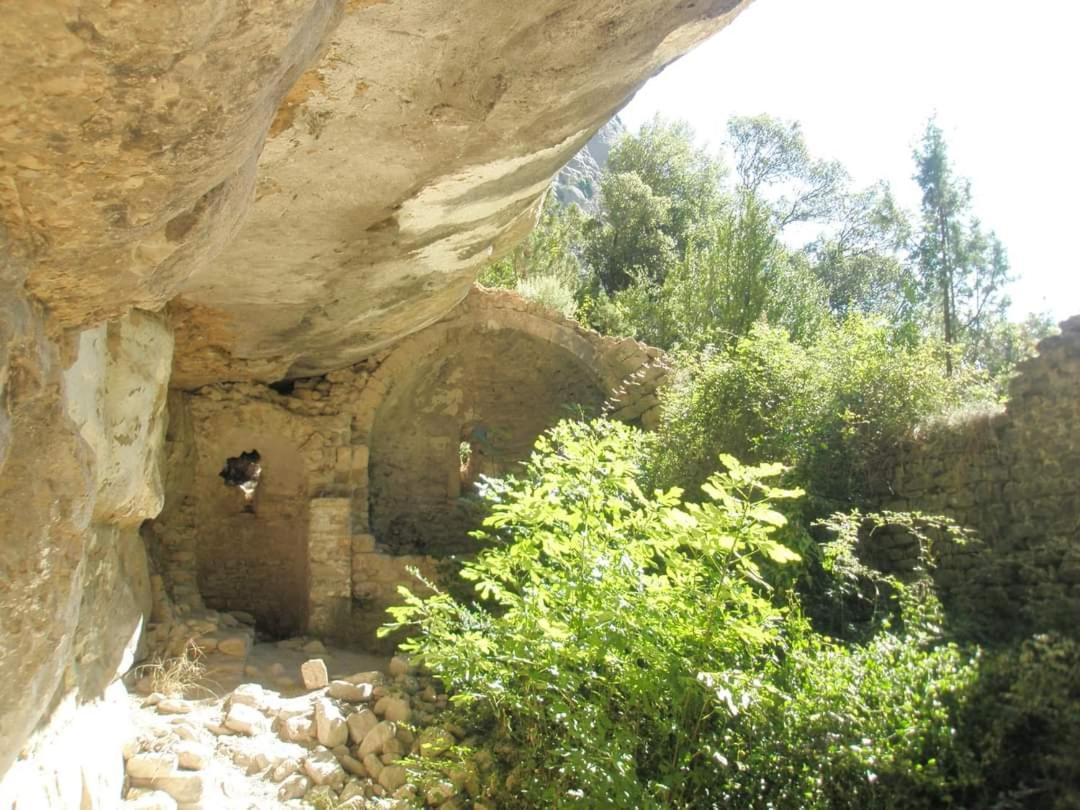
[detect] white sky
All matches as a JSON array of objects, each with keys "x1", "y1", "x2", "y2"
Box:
[{"x1": 621, "y1": 0, "x2": 1080, "y2": 322}]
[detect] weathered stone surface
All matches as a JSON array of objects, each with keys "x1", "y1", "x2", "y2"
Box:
[
  {"x1": 346, "y1": 708, "x2": 379, "y2": 745},
  {"x1": 374, "y1": 696, "x2": 411, "y2": 724},
  {"x1": 377, "y1": 764, "x2": 408, "y2": 792},
  {"x1": 870, "y1": 316, "x2": 1080, "y2": 637},
  {"x1": 225, "y1": 703, "x2": 270, "y2": 736},
  {"x1": 314, "y1": 698, "x2": 348, "y2": 748},
  {"x1": 0, "y1": 310, "x2": 166, "y2": 794},
  {"x1": 278, "y1": 773, "x2": 311, "y2": 802},
  {"x1": 329, "y1": 680, "x2": 372, "y2": 703},
  {"x1": 175, "y1": 743, "x2": 209, "y2": 772},
  {"x1": 358, "y1": 721, "x2": 397, "y2": 758},
  {"x1": 303, "y1": 747, "x2": 346, "y2": 788},
  {"x1": 300, "y1": 659, "x2": 329, "y2": 690},
  {"x1": 129, "y1": 773, "x2": 203, "y2": 805},
  {"x1": 127, "y1": 753, "x2": 179, "y2": 780}
]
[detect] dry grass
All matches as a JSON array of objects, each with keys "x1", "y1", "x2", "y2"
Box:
[{"x1": 134, "y1": 639, "x2": 212, "y2": 699}]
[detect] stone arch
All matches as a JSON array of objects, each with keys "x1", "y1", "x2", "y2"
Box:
[
  {"x1": 347, "y1": 289, "x2": 665, "y2": 548},
  {"x1": 366, "y1": 322, "x2": 607, "y2": 554}
]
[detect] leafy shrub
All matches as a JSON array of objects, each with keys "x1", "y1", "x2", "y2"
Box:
[
  {"x1": 649, "y1": 317, "x2": 990, "y2": 510},
  {"x1": 515, "y1": 274, "x2": 578, "y2": 319},
  {"x1": 383, "y1": 419, "x2": 981, "y2": 808},
  {"x1": 955, "y1": 633, "x2": 1080, "y2": 809}
]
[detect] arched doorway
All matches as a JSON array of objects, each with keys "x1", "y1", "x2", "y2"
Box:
[{"x1": 368, "y1": 327, "x2": 606, "y2": 555}]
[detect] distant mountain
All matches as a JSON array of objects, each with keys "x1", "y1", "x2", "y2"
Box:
[{"x1": 551, "y1": 116, "x2": 625, "y2": 212}]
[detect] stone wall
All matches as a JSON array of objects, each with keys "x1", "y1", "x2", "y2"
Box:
[
  {"x1": 870, "y1": 316, "x2": 1080, "y2": 638},
  {"x1": 152, "y1": 288, "x2": 669, "y2": 651}
]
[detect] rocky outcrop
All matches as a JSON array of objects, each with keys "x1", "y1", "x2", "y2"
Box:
[
  {"x1": 1, "y1": 2, "x2": 752, "y2": 803},
  {"x1": 552, "y1": 116, "x2": 626, "y2": 211},
  {"x1": 0, "y1": 310, "x2": 171, "y2": 804},
  {"x1": 2, "y1": 1, "x2": 750, "y2": 386}
]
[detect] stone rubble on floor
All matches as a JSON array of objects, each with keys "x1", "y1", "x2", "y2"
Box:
[{"x1": 122, "y1": 647, "x2": 494, "y2": 809}]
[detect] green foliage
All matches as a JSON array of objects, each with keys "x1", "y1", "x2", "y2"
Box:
[
  {"x1": 728, "y1": 114, "x2": 848, "y2": 228},
  {"x1": 955, "y1": 633, "x2": 1080, "y2": 809},
  {"x1": 382, "y1": 419, "x2": 984, "y2": 808},
  {"x1": 514, "y1": 274, "x2": 578, "y2": 319},
  {"x1": 477, "y1": 194, "x2": 586, "y2": 293},
  {"x1": 648, "y1": 317, "x2": 987, "y2": 508}
]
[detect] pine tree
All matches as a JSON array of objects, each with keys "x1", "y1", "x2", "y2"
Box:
[{"x1": 914, "y1": 119, "x2": 1011, "y2": 375}]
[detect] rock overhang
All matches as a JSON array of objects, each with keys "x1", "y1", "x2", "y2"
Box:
[{"x1": 2, "y1": 0, "x2": 752, "y2": 387}]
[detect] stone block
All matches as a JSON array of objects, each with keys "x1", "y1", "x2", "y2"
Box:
[{"x1": 301, "y1": 658, "x2": 329, "y2": 690}]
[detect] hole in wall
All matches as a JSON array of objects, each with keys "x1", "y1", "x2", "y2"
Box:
[
  {"x1": 196, "y1": 434, "x2": 310, "y2": 638},
  {"x1": 218, "y1": 449, "x2": 262, "y2": 513},
  {"x1": 268, "y1": 379, "x2": 296, "y2": 395}
]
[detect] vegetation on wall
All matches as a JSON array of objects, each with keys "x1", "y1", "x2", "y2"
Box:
[{"x1": 384, "y1": 420, "x2": 1078, "y2": 808}]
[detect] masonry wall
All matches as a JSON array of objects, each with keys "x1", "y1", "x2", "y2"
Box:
[
  {"x1": 151, "y1": 288, "x2": 670, "y2": 651},
  {"x1": 870, "y1": 316, "x2": 1080, "y2": 638}
]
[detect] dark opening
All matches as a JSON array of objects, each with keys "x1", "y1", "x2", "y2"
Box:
[{"x1": 219, "y1": 449, "x2": 262, "y2": 512}]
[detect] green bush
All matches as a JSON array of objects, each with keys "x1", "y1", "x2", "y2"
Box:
[
  {"x1": 383, "y1": 419, "x2": 982, "y2": 808},
  {"x1": 515, "y1": 274, "x2": 578, "y2": 319},
  {"x1": 649, "y1": 317, "x2": 990, "y2": 509}
]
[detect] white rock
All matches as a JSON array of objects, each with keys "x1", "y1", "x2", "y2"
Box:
[
  {"x1": 315, "y1": 697, "x2": 349, "y2": 748},
  {"x1": 225, "y1": 702, "x2": 269, "y2": 735},
  {"x1": 279, "y1": 714, "x2": 315, "y2": 743},
  {"x1": 172, "y1": 722, "x2": 198, "y2": 742},
  {"x1": 328, "y1": 679, "x2": 372, "y2": 702},
  {"x1": 300, "y1": 658, "x2": 329, "y2": 690},
  {"x1": 347, "y1": 708, "x2": 378, "y2": 744},
  {"x1": 176, "y1": 742, "x2": 209, "y2": 771},
  {"x1": 271, "y1": 758, "x2": 301, "y2": 783},
  {"x1": 343, "y1": 670, "x2": 384, "y2": 686},
  {"x1": 129, "y1": 774, "x2": 203, "y2": 804},
  {"x1": 374, "y1": 695, "x2": 412, "y2": 723},
  {"x1": 277, "y1": 774, "x2": 310, "y2": 801},
  {"x1": 123, "y1": 789, "x2": 178, "y2": 810},
  {"x1": 230, "y1": 683, "x2": 278, "y2": 713},
  {"x1": 359, "y1": 721, "x2": 397, "y2": 757},
  {"x1": 127, "y1": 753, "x2": 178, "y2": 779},
  {"x1": 303, "y1": 747, "x2": 346, "y2": 787},
  {"x1": 156, "y1": 699, "x2": 193, "y2": 715}
]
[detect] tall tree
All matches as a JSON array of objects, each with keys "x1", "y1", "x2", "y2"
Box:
[
  {"x1": 728, "y1": 115, "x2": 847, "y2": 229},
  {"x1": 913, "y1": 118, "x2": 1011, "y2": 374}
]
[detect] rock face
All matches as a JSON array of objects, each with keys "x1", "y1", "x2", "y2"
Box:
[
  {"x1": 0, "y1": 1, "x2": 753, "y2": 803},
  {"x1": 552, "y1": 117, "x2": 626, "y2": 211},
  {"x1": 2, "y1": 1, "x2": 751, "y2": 386}
]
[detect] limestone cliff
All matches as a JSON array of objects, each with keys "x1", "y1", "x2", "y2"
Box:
[{"x1": 0, "y1": 1, "x2": 752, "y2": 802}]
